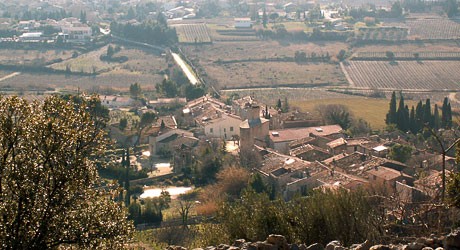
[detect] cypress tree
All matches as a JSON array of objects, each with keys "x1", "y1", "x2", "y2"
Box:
[
  {"x1": 404, "y1": 105, "x2": 410, "y2": 131},
  {"x1": 447, "y1": 102, "x2": 452, "y2": 129},
  {"x1": 124, "y1": 148, "x2": 131, "y2": 206},
  {"x1": 423, "y1": 99, "x2": 432, "y2": 127},
  {"x1": 409, "y1": 106, "x2": 417, "y2": 134},
  {"x1": 442, "y1": 97, "x2": 453, "y2": 129},
  {"x1": 386, "y1": 91, "x2": 397, "y2": 125},
  {"x1": 433, "y1": 104, "x2": 440, "y2": 130},
  {"x1": 442, "y1": 97, "x2": 449, "y2": 128},
  {"x1": 396, "y1": 93, "x2": 408, "y2": 131},
  {"x1": 415, "y1": 100, "x2": 424, "y2": 130}
]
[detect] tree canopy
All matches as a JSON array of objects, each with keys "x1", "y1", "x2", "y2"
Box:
[{"x1": 0, "y1": 96, "x2": 133, "y2": 249}]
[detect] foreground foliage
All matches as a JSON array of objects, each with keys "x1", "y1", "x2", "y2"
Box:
[
  {"x1": 207, "y1": 189, "x2": 383, "y2": 246},
  {"x1": 0, "y1": 96, "x2": 133, "y2": 249}
]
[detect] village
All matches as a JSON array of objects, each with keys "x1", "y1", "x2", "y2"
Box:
[{"x1": 104, "y1": 92, "x2": 454, "y2": 206}]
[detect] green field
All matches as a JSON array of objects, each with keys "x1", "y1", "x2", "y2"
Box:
[{"x1": 292, "y1": 98, "x2": 419, "y2": 130}]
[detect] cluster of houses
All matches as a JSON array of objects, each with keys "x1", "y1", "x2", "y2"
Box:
[
  {"x1": 129, "y1": 94, "x2": 452, "y2": 205},
  {"x1": 6, "y1": 17, "x2": 92, "y2": 43}
]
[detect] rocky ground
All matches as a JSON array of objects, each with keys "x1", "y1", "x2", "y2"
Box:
[{"x1": 167, "y1": 229, "x2": 460, "y2": 250}]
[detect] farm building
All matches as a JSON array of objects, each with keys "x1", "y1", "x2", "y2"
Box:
[
  {"x1": 234, "y1": 18, "x2": 252, "y2": 28},
  {"x1": 18, "y1": 32, "x2": 44, "y2": 42}
]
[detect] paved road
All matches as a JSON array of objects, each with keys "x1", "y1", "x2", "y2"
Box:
[
  {"x1": 0, "y1": 72, "x2": 20, "y2": 82},
  {"x1": 171, "y1": 52, "x2": 199, "y2": 85}
]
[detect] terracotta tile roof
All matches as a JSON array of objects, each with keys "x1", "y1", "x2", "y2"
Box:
[
  {"x1": 367, "y1": 166, "x2": 404, "y2": 181},
  {"x1": 290, "y1": 144, "x2": 330, "y2": 156},
  {"x1": 327, "y1": 138, "x2": 347, "y2": 149},
  {"x1": 269, "y1": 125, "x2": 343, "y2": 143}
]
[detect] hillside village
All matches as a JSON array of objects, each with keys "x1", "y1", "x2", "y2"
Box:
[
  {"x1": 118, "y1": 93, "x2": 454, "y2": 205},
  {"x1": 2, "y1": 0, "x2": 460, "y2": 248}
]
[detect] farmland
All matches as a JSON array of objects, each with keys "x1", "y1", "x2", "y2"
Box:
[
  {"x1": 352, "y1": 41, "x2": 460, "y2": 54},
  {"x1": 222, "y1": 88, "x2": 363, "y2": 105},
  {"x1": 207, "y1": 61, "x2": 346, "y2": 89},
  {"x1": 207, "y1": 24, "x2": 259, "y2": 42},
  {"x1": 0, "y1": 49, "x2": 74, "y2": 66},
  {"x1": 292, "y1": 98, "x2": 420, "y2": 130},
  {"x1": 182, "y1": 41, "x2": 348, "y2": 89},
  {"x1": 50, "y1": 45, "x2": 117, "y2": 73},
  {"x1": 406, "y1": 19, "x2": 460, "y2": 40},
  {"x1": 184, "y1": 41, "x2": 347, "y2": 62},
  {"x1": 173, "y1": 24, "x2": 212, "y2": 43},
  {"x1": 0, "y1": 70, "x2": 162, "y2": 92},
  {"x1": 342, "y1": 60, "x2": 460, "y2": 90}
]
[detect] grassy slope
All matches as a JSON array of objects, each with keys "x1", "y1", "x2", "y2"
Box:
[{"x1": 292, "y1": 98, "x2": 419, "y2": 130}]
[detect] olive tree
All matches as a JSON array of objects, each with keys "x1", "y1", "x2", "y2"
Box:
[{"x1": 0, "y1": 96, "x2": 133, "y2": 249}]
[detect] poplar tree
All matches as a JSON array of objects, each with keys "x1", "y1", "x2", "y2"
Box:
[{"x1": 386, "y1": 91, "x2": 397, "y2": 125}]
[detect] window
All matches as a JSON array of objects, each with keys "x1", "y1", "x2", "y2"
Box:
[
  {"x1": 210, "y1": 128, "x2": 213, "y2": 133},
  {"x1": 224, "y1": 128, "x2": 226, "y2": 132},
  {"x1": 230, "y1": 126, "x2": 234, "y2": 132}
]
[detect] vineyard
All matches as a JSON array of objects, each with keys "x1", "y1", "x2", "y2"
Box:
[
  {"x1": 406, "y1": 19, "x2": 460, "y2": 40},
  {"x1": 342, "y1": 61, "x2": 460, "y2": 90},
  {"x1": 352, "y1": 51, "x2": 460, "y2": 60},
  {"x1": 355, "y1": 27, "x2": 408, "y2": 41},
  {"x1": 174, "y1": 24, "x2": 212, "y2": 44}
]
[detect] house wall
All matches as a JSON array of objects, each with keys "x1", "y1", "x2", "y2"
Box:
[
  {"x1": 296, "y1": 150, "x2": 331, "y2": 162},
  {"x1": 235, "y1": 20, "x2": 252, "y2": 28},
  {"x1": 284, "y1": 177, "x2": 320, "y2": 200},
  {"x1": 272, "y1": 141, "x2": 290, "y2": 153},
  {"x1": 204, "y1": 115, "x2": 241, "y2": 139}
]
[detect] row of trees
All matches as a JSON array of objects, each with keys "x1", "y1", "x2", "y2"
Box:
[
  {"x1": 385, "y1": 92, "x2": 453, "y2": 134},
  {"x1": 110, "y1": 20, "x2": 177, "y2": 46},
  {"x1": 256, "y1": 27, "x2": 349, "y2": 42}
]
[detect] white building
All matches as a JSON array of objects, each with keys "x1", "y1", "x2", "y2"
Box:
[
  {"x1": 18, "y1": 32, "x2": 44, "y2": 42},
  {"x1": 201, "y1": 113, "x2": 242, "y2": 139},
  {"x1": 234, "y1": 18, "x2": 252, "y2": 28},
  {"x1": 61, "y1": 25, "x2": 92, "y2": 42}
]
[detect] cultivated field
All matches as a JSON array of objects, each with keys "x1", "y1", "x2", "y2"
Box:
[
  {"x1": 0, "y1": 46, "x2": 168, "y2": 91},
  {"x1": 0, "y1": 70, "x2": 162, "y2": 92},
  {"x1": 0, "y1": 49, "x2": 74, "y2": 66},
  {"x1": 352, "y1": 41, "x2": 460, "y2": 54},
  {"x1": 292, "y1": 98, "x2": 419, "y2": 130},
  {"x1": 352, "y1": 51, "x2": 460, "y2": 60},
  {"x1": 184, "y1": 41, "x2": 348, "y2": 62},
  {"x1": 222, "y1": 88, "x2": 363, "y2": 105},
  {"x1": 173, "y1": 24, "x2": 212, "y2": 43},
  {"x1": 50, "y1": 45, "x2": 167, "y2": 75},
  {"x1": 207, "y1": 24, "x2": 259, "y2": 42},
  {"x1": 406, "y1": 19, "x2": 460, "y2": 40},
  {"x1": 183, "y1": 41, "x2": 348, "y2": 88},
  {"x1": 50, "y1": 45, "x2": 117, "y2": 73},
  {"x1": 342, "y1": 60, "x2": 460, "y2": 90},
  {"x1": 209, "y1": 62, "x2": 346, "y2": 89}
]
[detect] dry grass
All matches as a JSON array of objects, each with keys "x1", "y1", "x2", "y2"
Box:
[
  {"x1": 222, "y1": 88, "x2": 362, "y2": 105},
  {"x1": 50, "y1": 45, "x2": 116, "y2": 73},
  {"x1": 208, "y1": 61, "x2": 346, "y2": 89},
  {"x1": 292, "y1": 98, "x2": 419, "y2": 130},
  {"x1": 0, "y1": 46, "x2": 167, "y2": 92},
  {"x1": 352, "y1": 41, "x2": 460, "y2": 54},
  {"x1": 49, "y1": 45, "x2": 167, "y2": 75},
  {"x1": 184, "y1": 41, "x2": 347, "y2": 62},
  {"x1": 0, "y1": 49, "x2": 73, "y2": 65},
  {"x1": 0, "y1": 71, "x2": 163, "y2": 92},
  {"x1": 343, "y1": 60, "x2": 460, "y2": 90},
  {"x1": 183, "y1": 41, "x2": 348, "y2": 89}
]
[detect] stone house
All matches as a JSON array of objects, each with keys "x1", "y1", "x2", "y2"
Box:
[{"x1": 268, "y1": 125, "x2": 343, "y2": 154}]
